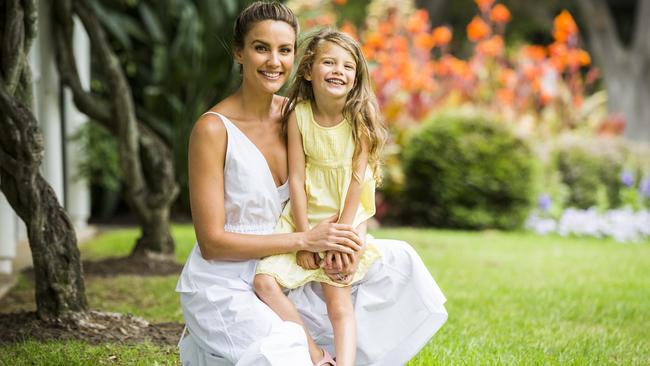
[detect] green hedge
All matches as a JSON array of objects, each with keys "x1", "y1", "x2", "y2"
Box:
[
  {"x1": 552, "y1": 136, "x2": 629, "y2": 209},
  {"x1": 402, "y1": 112, "x2": 535, "y2": 229}
]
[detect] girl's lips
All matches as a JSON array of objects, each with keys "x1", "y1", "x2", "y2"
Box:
[{"x1": 326, "y1": 78, "x2": 345, "y2": 85}]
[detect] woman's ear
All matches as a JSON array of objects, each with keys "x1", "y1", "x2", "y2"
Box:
[
  {"x1": 234, "y1": 47, "x2": 243, "y2": 65},
  {"x1": 305, "y1": 67, "x2": 312, "y2": 81}
]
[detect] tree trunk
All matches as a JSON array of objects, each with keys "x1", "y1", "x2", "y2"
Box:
[
  {"x1": 577, "y1": 0, "x2": 650, "y2": 142},
  {"x1": 0, "y1": 0, "x2": 87, "y2": 320},
  {"x1": 51, "y1": 0, "x2": 179, "y2": 259}
]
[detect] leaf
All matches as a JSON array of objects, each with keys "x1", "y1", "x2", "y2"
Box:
[{"x1": 138, "y1": 2, "x2": 165, "y2": 43}]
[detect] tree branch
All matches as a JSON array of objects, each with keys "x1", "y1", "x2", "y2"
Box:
[
  {"x1": 73, "y1": 0, "x2": 149, "y2": 218},
  {"x1": 21, "y1": 0, "x2": 37, "y2": 54},
  {"x1": 632, "y1": 0, "x2": 650, "y2": 58},
  {"x1": 576, "y1": 0, "x2": 626, "y2": 74},
  {"x1": 51, "y1": 0, "x2": 112, "y2": 124},
  {"x1": 1, "y1": 0, "x2": 25, "y2": 94}
]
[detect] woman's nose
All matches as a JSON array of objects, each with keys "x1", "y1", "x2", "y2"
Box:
[{"x1": 268, "y1": 51, "x2": 281, "y2": 66}]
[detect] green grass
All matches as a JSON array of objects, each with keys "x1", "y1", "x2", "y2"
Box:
[{"x1": 1, "y1": 226, "x2": 649, "y2": 365}]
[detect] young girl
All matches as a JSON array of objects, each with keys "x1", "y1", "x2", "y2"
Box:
[{"x1": 254, "y1": 28, "x2": 386, "y2": 366}]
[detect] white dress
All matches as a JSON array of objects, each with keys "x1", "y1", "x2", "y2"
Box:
[{"x1": 176, "y1": 112, "x2": 448, "y2": 366}]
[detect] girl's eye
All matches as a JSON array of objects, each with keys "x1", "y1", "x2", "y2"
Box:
[
  {"x1": 324, "y1": 60, "x2": 333, "y2": 65},
  {"x1": 280, "y1": 48, "x2": 293, "y2": 54},
  {"x1": 345, "y1": 65, "x2": 355, "y2": 70},
  {"x1": 255, "y1": 45, "x2": 267, "y2": 52}
]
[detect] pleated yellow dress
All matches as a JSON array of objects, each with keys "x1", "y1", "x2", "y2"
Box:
[{"x1": 256, "y1": 101, "x2": 381, "y2": 288}]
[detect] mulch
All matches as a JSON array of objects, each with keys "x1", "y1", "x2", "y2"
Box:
[
  {"x1": 0, "y1": 311, "x2": 183, "y2": 346},
  {"x1": 2, "y1": 255, "x2": 185, "y2": 347},
  {"x1": 19, "y1": 255, "x2": 184, "y2": 279}
]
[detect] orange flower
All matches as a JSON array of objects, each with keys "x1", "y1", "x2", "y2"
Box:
[
  {"x1": 499, "y1": 68, "x2": 517, "y2": 86},
  {"x1": 333, "y1": 0, "x2": 347, "y2": 5},
  {"x1": 553, "y1": 10, "x2": 578, "y2": 43},
  {"x1": 477, "y1": 35, "x2": 504, "y2": 57},
  {"x1": 496, "y1": 88, "x2": 515, "y2": 105},
  {"x1": 432, "y1": 26, "x2": 452, "y2": 47},
  {"x1": 341, "y1": 21, "x2": 358, "y2": 40},
  {"x1": 361, "y1": 45, "x2": 375, "y2": 60},
  {"x1": 392, "y1": 36, "x2": 409, "y2": 52},
  {"x1": 378, "y1": 20, "x2": 394, "y2": 35},
  {"x1": 415, "y1": 34, "x2": 435, "y2": 50},
  {"x1": 522, "y1": 45, "x2": 547, "y2": 62},
  {"x1": 474, "y1": 0, "x2": 495, "y2": 13},
  {"x1": 364, "y1": 32, "x2": 383, "y2": 48},
  {"x1": 490, "y1": 4, "x2": 511, "y2": 24},
  {"x1": 407, "y1": 9, "x2": 429, "y2": 33},
  {"x1": 467, "y1": 16, "x2": 491, "y2": 42},
  {"x1": 566, "y1": 49, "x2": 591, "y2": 67}
]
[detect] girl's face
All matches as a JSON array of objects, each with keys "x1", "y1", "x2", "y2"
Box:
[
  {"x1": 235, "y1": 20, "x2": 295, "y2": 94},
  {"x1": 306, "y1": 41, "x2": 357, "y2": 102}
]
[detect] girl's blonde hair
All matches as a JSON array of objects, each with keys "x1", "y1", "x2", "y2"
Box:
[{"x1": 282, "y1": 28, "x2": 386, "y2": 184}]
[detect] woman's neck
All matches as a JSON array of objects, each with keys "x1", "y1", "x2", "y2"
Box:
[
  {"x1": 234, "y1": 85, "x2": 276, "y2": 122},
  {"x1": 312, "y1": 94, "x2": 346, "y2": 126}
]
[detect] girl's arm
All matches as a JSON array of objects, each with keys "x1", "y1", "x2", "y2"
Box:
[
  {"x1": 322, "y1": 139, "x2": 370, "y2": 274},
  {"x1": 189, "y1": 114, "x2": 362, "y2": 261},
  {"x1": 338, "y1": 138, "x2": 369, "y2": 226}
]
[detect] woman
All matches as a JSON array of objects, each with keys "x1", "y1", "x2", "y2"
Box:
[{"x1": 176, "y1": 2, "x2": 447, "y2": 365}]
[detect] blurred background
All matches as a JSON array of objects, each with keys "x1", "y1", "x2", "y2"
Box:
[{"x1": 1, "y1": 1, "x2": 649, "y2": 364}]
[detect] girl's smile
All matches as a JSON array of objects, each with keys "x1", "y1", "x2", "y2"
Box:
[{"x1": 307, "y1": 41, "x2": 357, "y2": 100}]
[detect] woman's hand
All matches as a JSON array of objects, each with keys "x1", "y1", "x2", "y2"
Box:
[
  {"x1": 301, "y1": 215, "x2": 363, "y2": 254},
  {"x1": 322, "y1": 250, "x2": 361, "y2": 284},
  {"x1": 296, "y1": 250, "x2": 320, "y2": 270}
]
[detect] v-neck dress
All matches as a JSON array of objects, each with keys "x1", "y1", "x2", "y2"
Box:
[{"x1": 176, "y1": 112, "x2": 448, "y2": 366}]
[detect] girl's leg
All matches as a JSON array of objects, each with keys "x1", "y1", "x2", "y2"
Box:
[
  {"x1": 254, "y1": 274, "x2": 324, "y2": 364},
  {"x1": 322, "y1": 283, "x2": 356, "y2": 366}
]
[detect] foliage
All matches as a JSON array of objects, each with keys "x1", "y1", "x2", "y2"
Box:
[
  {"x1": 93, "y1": 0, "x2": 246, "y2": 211},
  {"x1": 552, "y1": 135, "x2": 629, "y2": 209},
  {"x1": 402, "y1": 111, "x2": 535, "y2": 229},
  {"x1": 69, "y1": 122, "x2": 121, "y2": 191}
]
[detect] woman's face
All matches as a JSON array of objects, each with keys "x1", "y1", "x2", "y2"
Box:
[{"x1": 235, "y1": 20, "x2": 296, "y2": 94}]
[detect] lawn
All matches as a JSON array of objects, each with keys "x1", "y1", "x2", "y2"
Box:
[{"x1": 1, "y1": 225, "x2": 648, "y2": 365}]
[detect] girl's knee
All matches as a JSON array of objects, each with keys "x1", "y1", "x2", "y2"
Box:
[{"x1": 253, "y1": 274, "x2": 281, "y2": 300}]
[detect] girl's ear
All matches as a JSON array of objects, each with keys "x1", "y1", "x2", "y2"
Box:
[{"x1": 305, "y1": 66, "x2": 312, "y2": 81}]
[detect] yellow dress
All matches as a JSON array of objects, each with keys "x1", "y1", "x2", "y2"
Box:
[{"x1": 256, "y1": 101, "x2": 381, "y2": 288}]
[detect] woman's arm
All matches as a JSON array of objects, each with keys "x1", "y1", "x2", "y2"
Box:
[
  {"x1": 287, "y1": 112, "x2": 310, "y2": 232},
  {"x1": 189, "y1": 114, "x2": 362, "y2": 261}
]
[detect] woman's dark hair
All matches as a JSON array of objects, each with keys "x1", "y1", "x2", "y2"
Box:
[{"x1": 233, "y1": 1, "x2": 299, "y2": 50}]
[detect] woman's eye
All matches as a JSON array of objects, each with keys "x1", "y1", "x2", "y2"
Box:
[
  {"x1": 255, "y1": 45, "x2": 267, "y2": 52},
  {"x1": 280, "y1": 48, "x2": 292, "y2": 54}
]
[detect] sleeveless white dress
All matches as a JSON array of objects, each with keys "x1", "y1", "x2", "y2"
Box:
[{"x1": 176, "y1": 112, "x2": 447, "y2": 366}]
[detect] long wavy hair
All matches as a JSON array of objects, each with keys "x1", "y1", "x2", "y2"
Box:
[{"x1": 282, "y1": 28, "x2": 386, "y2": 184}]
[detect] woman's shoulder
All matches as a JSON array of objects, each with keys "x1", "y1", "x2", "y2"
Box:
[{"x1": 190, "y1": 108, "x2": 229, "y2": 148}]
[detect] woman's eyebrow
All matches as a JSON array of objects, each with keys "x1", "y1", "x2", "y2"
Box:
[{"x1": 251, "y1": 40, "x2": 293, "y2": 48}]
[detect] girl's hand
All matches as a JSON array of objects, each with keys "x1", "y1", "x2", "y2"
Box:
[
  {"x1": 302, "y1": 215, "x2": 363, "y2": 254},
  {"x1": 322, "y1": 250, "x2": 360, "y2": 284},
  {"x1": 296, "y1": 250, "x2": 320, "y2": 270}
]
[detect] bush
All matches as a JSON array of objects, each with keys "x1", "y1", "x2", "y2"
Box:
[
  {"x1": 552, "y1": 136, "x2": 629, "y2": 209},
  {"x1": 402, "y1": 112, "x2": 535, "y2": 229}
]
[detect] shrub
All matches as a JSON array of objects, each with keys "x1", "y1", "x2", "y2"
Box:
[
  {"x1": 552, "y1": 136, "x2": 629, "y2": 209},
  {"x1": 402, "y1": 111, "x2": 535, "y2": 229}
]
